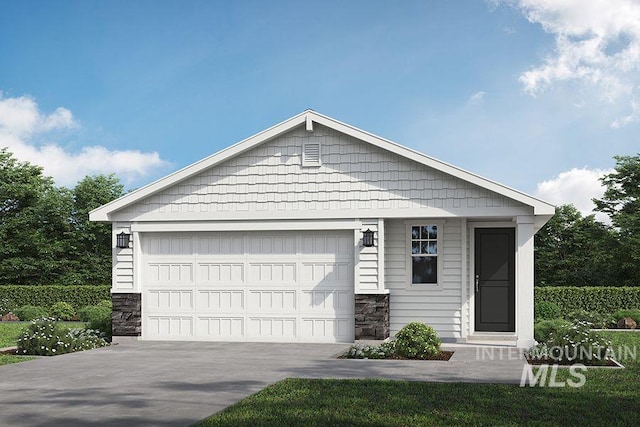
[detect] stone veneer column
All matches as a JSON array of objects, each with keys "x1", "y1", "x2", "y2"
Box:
[
  {"x1": 354, "y1": 294, "x2": 390, "y2": 340},
  {"x1": 111, "y1": 293, "x2": 142, "y2": 336}
]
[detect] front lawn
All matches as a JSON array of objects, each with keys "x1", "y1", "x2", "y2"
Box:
[{"x1": 195, "y1": 333, "x2": 640, "y2": 426}]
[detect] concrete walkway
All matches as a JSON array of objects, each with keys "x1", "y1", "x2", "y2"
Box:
[{"x1": 0, "y1": 341, "x2": 528, "y2": 427}]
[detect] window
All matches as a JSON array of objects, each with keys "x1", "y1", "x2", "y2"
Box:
[{"x1": 410, "y1": 224, "x2": 440, "y2": 285}]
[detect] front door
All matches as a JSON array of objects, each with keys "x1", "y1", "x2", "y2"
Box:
[{"x1": 474, "y1": 228, "x2": 515, "y2": 332}]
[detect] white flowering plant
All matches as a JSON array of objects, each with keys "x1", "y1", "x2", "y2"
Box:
[
  {"x1": 16, "y1": 317, "x2": 108, "y2": 356},
  {"x1": 526, "y1": 320, "x2": 611, "y2": 364},
  {"x1": 344, "y1": 341, "x2": 397, "y2": 359}
]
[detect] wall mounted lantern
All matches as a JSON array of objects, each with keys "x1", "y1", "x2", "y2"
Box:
[
  {"x1": 362, "y1": 229, "x2": 375, "y2": 247},
  {"x1": 116, "y1": 232, "x2": 131, "y2": 249}
]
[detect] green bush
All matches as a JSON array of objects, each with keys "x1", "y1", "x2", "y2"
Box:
[
  {"x1": 394, "y1": 322, "x2": 441, "y2": 359},
  {"x1": 14, "y1": 305, "x2": 49, "y2": 321},
  {"x1": 534, "y1": 319, "x2": 571, "y2": 343},
  {"x1": 78, "y1": 305, "x2": 112, "y2": 338},
  {"x1": 564, "y1": 309, "x2": 614, "y2": 329},
  {"x1": 50, "y1": 302, "x2": 75, "y2": 321},
  {"x1": 613, "y1": 309, "x2": 640, "y2": 324},
  {"x1": 544, "y1": 321, "x2": 610, "y2": 363},
  {"x1": 97, "y1": 299, "x2": 112, "y2": 309},
  {"x1": 535, "y1": 286, "x2": 640, "y2": 314},
  {"x1": 534, "y1": 301, "x2": 561, "y2": 320},
  {"x1": 16, "y1": 317, "x2": 108, "y2": 356},
  {"x1": 0, "y1": 285, "x2": 110, "y2": 312}
]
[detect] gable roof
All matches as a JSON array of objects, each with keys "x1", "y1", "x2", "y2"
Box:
[{"x1": 90, "y1": 110, "x2": 554, "y2": 221}]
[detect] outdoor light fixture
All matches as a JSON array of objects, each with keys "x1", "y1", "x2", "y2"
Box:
[
  {"x1": 116, "y1": 231, "x2": 131, "y2": 249},
  {"x1": 362, "y1": 229, "x2": 375, "y2": 247}
]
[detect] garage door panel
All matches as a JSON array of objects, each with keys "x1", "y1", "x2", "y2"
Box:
[
  {"x1": 197, "y1": 317, "x2": 244, "y2": 339},
  {"x1": 197, "y1": 290, "x2": 244, "y2": 311},
  {"x1": 147, "y1": 316, "x2": 193, "y2": 338},
  {"x1": 197, "y1": 263, "x2": 244, "y2": 284},
  {"x1": 147, "y1": 263, "x2": 194, "y2": 284},
  {"x1": 198, "y1": 236, "x2": 244, "y2": 255},
  {"x1": 147, "y1": 290, "x2": 193, "y2": 312},
  {"x1": 145, "y1": 236, "x2": 193, "y2": 255},
  {"x1": 142, "y1": 231, "x2": 354, "y2": 342},
  {"x1": 301, "y1": 235, "x2": 352, "y2": 257},
  {"x1": 301, "y1": 290, "x2": 352, "y2": 312},
  {"x1": 248, "y1": 263, "x2": 296, "y2": 284},
  {"x1": 249, "y1": 317, "x2": 297, "y2": 340},
  {"x1": 248, "y1": 290, "x2": 296, "y2": 311},
  {"x1": 301, "y1": 318, "x2": 353, "y2": 341},
  {"x1": 301, "y1": 262, "x2": 352, "y2": 285},
  {"x1": 247, "y1": 235, "x2": 297, "y2": 255}
]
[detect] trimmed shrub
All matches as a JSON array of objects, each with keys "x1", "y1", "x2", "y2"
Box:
[
  {"x1": 14, "y1": 305, "x2": 49, "y2": 321},
  {"x1": 535, "y1": 286, "x2": 640, "y2": 315},
  {"x1": 613, "y1": 309, "x2": 640, "y2": 324},
  {"x1": 97, "y1": 299, "x2": 113, "y2": 309},
  {"x1": 564, "y1": 309, "x2": 614, "y2": 329},
  {"x1": 78, "y1": 305, "x2": 112, "y2": 338},
  {"x1": 16, "y1": 317, "x2": 108, "y2": 356},
  {"x1": 534, "y1": 319, "x2": 571, "y2": 343},
  {"x1": 394, "y1": 322, "x2": 441, "y2": 359},
  {"x1": 50, "y1": 302, "x2": 75, "y2": 321},
  {"x1": 0, "y1": 285, "x2": 110, "y2": 313},
  {"x1": 534, "y1": 301, "x2": 561, "y2": 320}
]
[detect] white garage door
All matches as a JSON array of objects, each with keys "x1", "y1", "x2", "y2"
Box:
[{"x1": 141, "y1": 231, "x2": 354, "y2": 342}]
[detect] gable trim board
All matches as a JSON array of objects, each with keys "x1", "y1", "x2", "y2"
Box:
[{"x1": 92, "y1": 111, "x2": 553, "y2": 347}]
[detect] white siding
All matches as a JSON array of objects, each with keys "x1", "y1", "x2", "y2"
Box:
[
  {"x1": 385, "y1": 218, "x2": 464, "y2": 339},
  {"x1": 118, "y1": 124, "x2": 524, "y2": 220},
  {"x1": 356, "y1": 219, "x2": 382, "y2": 293},
  {"x1": 113, "y1": 222, "x2": 134, "y2": 292}
]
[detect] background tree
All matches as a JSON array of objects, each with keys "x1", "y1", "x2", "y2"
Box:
[
  {"x1": 594, "y1": 154, "x2": 640, "y2": 286},
  {"x1": 0, "y1": 149, "x2": 74, "y2": 285},
  {"x1": 535, "y1": 204, "x2": 618, "y2": 286},
  {"x1": 69, "y1": 175, "x2": 125, "y2": 284},
  {"x1": 0, "y1": 150, "x2": 124, "y2": 285}
]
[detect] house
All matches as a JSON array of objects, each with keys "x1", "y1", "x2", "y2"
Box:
[{"x1": 90, "y1": 110, "x2": 554, "y2": 347}]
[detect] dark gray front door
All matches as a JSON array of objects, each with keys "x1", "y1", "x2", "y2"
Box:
[{"x1": 474, "y1": 228, "x2": 515, "y2": 332}]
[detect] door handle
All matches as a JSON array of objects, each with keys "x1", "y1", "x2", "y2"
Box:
[{"x1": 475, "y1": 274, "x2": 480, "y2": 293}]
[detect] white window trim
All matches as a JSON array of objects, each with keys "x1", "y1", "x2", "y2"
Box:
[{"x1": 405, "y1": 220, "x2": 444, "y2": 290}]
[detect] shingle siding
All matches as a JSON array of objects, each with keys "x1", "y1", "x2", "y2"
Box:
[{"x1": 123, "y1": 124, "x2": 521, "y2": 217}]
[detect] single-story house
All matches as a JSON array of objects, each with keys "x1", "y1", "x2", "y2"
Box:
[{"x1": 90, "y1": 110, "x2": 554, "y2": 347}]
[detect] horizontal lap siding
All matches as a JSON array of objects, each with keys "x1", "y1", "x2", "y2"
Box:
[
  {"x1": 113, "y1": 223, "x2": 134, "y2": 291},
  {"x1": 385, "y1": 219, "x2": 463, "y2": 339}
]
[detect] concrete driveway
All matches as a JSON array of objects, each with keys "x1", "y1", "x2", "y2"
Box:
[{"x1": 0, "y1": 341, "x2": 527, "y2": 427}]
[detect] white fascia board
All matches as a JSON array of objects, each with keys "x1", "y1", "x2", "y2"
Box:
[
  {"x1": 111, "y1": 205, "x2": 534, "y2": 222},
  {"x1": 90, "y1": 110, "x2": 313, "y2": 221},
  {"x1": 308, "y1": 111, "x2": 555, "y2": 216},
  {"x1": 130, "y1": 219, "x2": 362, "y2": 232}
]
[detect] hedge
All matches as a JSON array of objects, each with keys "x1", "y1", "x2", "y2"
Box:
[
  {"x1": 535, "y1": 286, "x2": 640, "y2": 315},
  {"x1": 0, "y1": 285, "x2": 110, "y2": 314}
]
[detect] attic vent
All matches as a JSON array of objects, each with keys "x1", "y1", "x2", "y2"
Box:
[{"x1": 302, "y1": 142, "x2": 321, "y2": 167}]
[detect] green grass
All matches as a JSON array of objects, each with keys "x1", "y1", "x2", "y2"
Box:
[
  {"x1": 195, "y1": 332, "x2": 640, "y2": 427},
  {"x1": 0, "y1": 354, "x2": 35, "y2": 365},
  {"x1": 0, "y1": 321, "x2": 87, "y2": 366}
]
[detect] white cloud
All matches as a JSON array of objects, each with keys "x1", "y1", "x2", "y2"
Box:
[
  {"x1": 0, "y1": 93, "x2": 168, "y2": 187},
  {"x1": 535, "y1": 167, "x2": 612, "y2": 223},
  {"x1": 468, "y1": 91, "x2": 487, "y2": 105},
  {"x1": 500, "y1": 0, "x2": 640, "y2": 127}
]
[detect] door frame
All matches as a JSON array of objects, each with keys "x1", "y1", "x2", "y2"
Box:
[{"x1": 468, "y1": 222, "x2": 517, "y2": 337}]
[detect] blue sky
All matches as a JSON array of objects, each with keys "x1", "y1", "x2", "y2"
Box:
[{"x1": 1, "y1": 0, "x2": 639, "y2": 220}]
